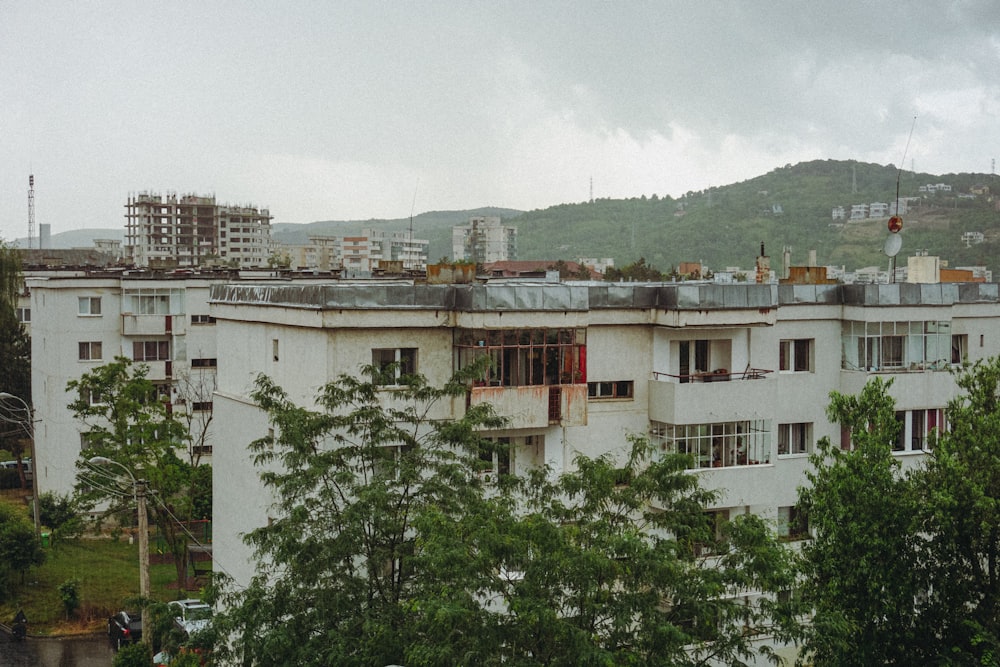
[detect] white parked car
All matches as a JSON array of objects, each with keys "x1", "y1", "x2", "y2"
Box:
[{"x1": 168, "y1": 598, "x2": 212, "y2": 636}]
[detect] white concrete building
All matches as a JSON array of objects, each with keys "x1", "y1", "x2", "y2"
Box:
[
  {"x1": 27, "y1": 273, "x2": 229, "y2": 498},
  {"x1": 204, "y1": 280, "x2": 1000, "y2": 588},
  {"x1": 452, "y1": 216, "x2": 518, "y2": 263}
]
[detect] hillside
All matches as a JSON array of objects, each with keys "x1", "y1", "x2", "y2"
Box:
[
  {"x1": 27, "y1": 160, "x2": 1000, "y2": 274},
  {"x1": 513, "y1": 160, "x2": 1000, "y2": 273}
]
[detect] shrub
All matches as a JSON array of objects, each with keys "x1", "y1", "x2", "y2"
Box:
[{"x1": 113, "y1": 642, "x2": 152, "y2": 667}]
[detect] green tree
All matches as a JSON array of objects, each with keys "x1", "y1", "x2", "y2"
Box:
[
  {"x1": 215, "y1": 362, "x2": 505, "y2": 667},
  {"x1": 0, "y1": 240, "x2": 31, "y2": 488},
  {"x1": 217, "y1": 365, "x2": 801, "y2": 666},
  {"x1": 113, "y1": 641, "x2": 152, "y2": 667},
  {"x1": 798, "y1": 378, "x2": 924, "y2": 666},
  {"x1": 38, "y1": 491, "x2": 82, "y2": 541},
  {"x1": 58, "y1": 577, "x2": 81, "y2": 619},
  {"x1": 915, "y1": 358, "x2": 1000, "y2": 663},
  {"x1": 68, "y1": 357, "x2": 202, "y2": 591},
  {"x1": 0, "y1": 502, "x2": 45, "y2": 597},
  {"x1": 603, "y1": 257, "x2": 664, "y2": 282},
  {"x1": 437, "y1": 435, "x2": 802, "y2": 666}
]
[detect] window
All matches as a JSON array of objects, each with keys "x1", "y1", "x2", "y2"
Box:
[
  {"x1": 272, "y1": 339, "x2": 279, "y2": 362},
  {"x1": 455, "y1": 328, "x2": 586, "y2": 387},
  {"x1": 78, "y1": 296, "x2": 102, "y2": 316},
  {"x1": 133, "y1": 340, "x2": 170, "y2": 361},
  {"x1": 778, "y1": 505, "x2": 809, "y2": 540},
  {"x1": 893, "y1": 412, "x2": 906, "y2": 451},
  {"x1": 842, "y1": 321, "x2": 952, "y2": 371},
  {"x1": 779, "y1": 339, "x2": 813, "y2": 372},
  {"x1": 881, "y1": 335, "x2": 904, "y2": 369},
  {"x1": 952, "y1": 334, "x2": 967, "y2": 364},
  {"x1": 81, "y1": 388, "x2": 104, "y2": 406},
  {"x1": 192, "y1": 401, "x2": 213, "y2": 412},
  {"x1": 650, "y1": 419, "x2": 771, "y2": 469},
  {"x1": 15, "y1": 307, "x2": 29, "y2": 323},
  {"x1": 124, "y1": 288, "x2": 184, "y2": 315},
  {"x1": 778, "y1": 423, "x2": 812, "y2": 455},
  {"x1": 587, "y1": 380, "x2": 634, "y2": 400},
  {"x1": 479, "y1": 437, "x2": 512, "y2": 483},
  {"x1": 372, "y1": 348, "x2": 417, "y2": 385},
  {"x1": 695, "y1": 509, "x2": 730, "y2": 556},
  {"x1": 191, "y1": 314, "x2": 216, "y2": 325},
  {"x1": 191, "y1": 358, "x2": 218, "y2": 368},
  {"x1": 907, "y1": 408, "x2": 946, "y2": 451},
  {"x1": 78, "y1": 341, "x2": 103, "y2": 361},
  {"x1": 675, "y1": 338, "x2": 733, "y2": 383}
]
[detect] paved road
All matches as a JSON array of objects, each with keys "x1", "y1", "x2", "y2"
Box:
[{"x1": 0, "y1": 631, "x2": 114, "y2": 666}]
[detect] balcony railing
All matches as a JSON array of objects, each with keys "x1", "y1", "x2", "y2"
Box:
[{"x1": 652, "y1": 368, "x2": 773, "y2": 383}]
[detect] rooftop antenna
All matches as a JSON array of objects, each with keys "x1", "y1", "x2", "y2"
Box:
[
  {"x1": 885, "y1": 116, "x2": 916, "y2": 284},
  {"x1": 408, "y1": 180, "x2": 418, "y2": 268},
  {"x1": 27, "y1": 173, "x2": 35, "y2": 249}
]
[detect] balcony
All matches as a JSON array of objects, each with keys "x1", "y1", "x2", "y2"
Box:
[
  {"x1": 839, "y1": 368, "x2": 958, "y2": 410},
  {"x1": 122, "y1": 314, "x2": 185, "y2": 336},
  {"x1": 648, "y1": 369, "x2": 775, "y2": 424},
  {"x1": 469, "y1": 384, "x2": 587, "y2": 429}
]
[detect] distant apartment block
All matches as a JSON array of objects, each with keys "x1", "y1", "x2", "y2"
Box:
[
  {"x1": 849, "y1": 204, "x2": 868, "y2": 221},
  {"x1": 277, "y1": 229, "x2": 429, "y2": 272},
  {"x1": 961, "y1": 231, "x2": 985, "y2": 246},
  {"x1": 452, "y1": 216, "x2": 517, "y2": 263},
  {"x1": 919, "y1": 183, "x2": 953, "y2": 193},
  {"x1": 869, "y1": 202, "x2": 889, "y2": 218},
  {"x1": 125, "y1": 193, "x2": 274, "y2": 269},
  {"x1": 831, "y1": 206, "x2": 846, "y2": 220}
]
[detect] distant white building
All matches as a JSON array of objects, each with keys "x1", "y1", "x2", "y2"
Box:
[
  {"x1": 276, "y1": 230, "x2": 429, "y2": 272},
  {"x1": 831, "y1": 206, "x2": 846, "y2": 220},
  {"x1": 961, "y1": 231, "x2": 985, "y2": 247},
  {"x1": 452, "y1": 217, "x2": 517, "y2": 263},
  {"x1": 869, "y1": 202, "x2": 889, "y2": 218},
  {"x1": 849, "y1": 204, "x2": 868, "y2": 221}
]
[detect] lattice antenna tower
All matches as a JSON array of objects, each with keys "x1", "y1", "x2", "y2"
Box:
[{"x1": 27, "y1": 174, "x2": 35, "y2": 249}]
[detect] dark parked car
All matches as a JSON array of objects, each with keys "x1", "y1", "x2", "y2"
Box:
[{"x1": 108, "y1": 610, "x2": 142, "y2": 648}]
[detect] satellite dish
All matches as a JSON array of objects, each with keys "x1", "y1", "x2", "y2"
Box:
[{"x1": 883, "y1": 233, "x2": 903, "y2": 257}]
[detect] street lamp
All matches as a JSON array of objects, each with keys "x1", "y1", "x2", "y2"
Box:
[
  {"x1": 0, "y1": 391, "x2": 41, "y2": 536},
  {"x1": 88, "y1": 456, "x2": 151, "y2": 607}
]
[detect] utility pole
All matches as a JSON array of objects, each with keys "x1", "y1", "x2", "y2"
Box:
[{"x1": 136, "y1": 479, "x2": 150, "y2": 603}]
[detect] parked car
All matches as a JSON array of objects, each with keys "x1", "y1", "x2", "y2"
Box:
[
  {"x1": 169, "y1": 598, "x2": 212, "y2": 636},
  {"x1": 108, "y1": 610, "x2": 142, "y2": 648}
]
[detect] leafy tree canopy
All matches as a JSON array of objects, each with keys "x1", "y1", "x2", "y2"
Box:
[
  {"x1": 216, "y1": 364, "x2": 800, "y2": 666},
  {"x1": 67, "y1": 357, "x2": 206, "y2": 591}
]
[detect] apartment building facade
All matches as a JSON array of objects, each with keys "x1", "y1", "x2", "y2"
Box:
[
  {"x1": 277, "y1": 229, "x2": 430, "y2": 272},
  {"x1": 452, "y1": 216, "x2": 517, "y2": 263},
  {"x1": 125, "y1": 193, "x2": 274, "y2": 269},
  {"x1": 28, "y1": 274, "x2": 225, "y2": 498},
  {"x1": 205, "y1": 280, "x2": 1000, "y2": 588}
]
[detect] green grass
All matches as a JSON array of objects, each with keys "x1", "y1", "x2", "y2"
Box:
[{"x1": 1, "y1": 493, "x2": 188, "y2": 635}]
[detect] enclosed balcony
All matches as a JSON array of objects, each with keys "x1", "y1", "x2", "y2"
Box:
[{"x1": 469, "y1": 384, "x2": 587, "y2": 429}]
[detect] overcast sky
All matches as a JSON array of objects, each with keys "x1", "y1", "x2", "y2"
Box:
[{"x1": 2, "y1": 1, "x2": 998, "y2": 240}]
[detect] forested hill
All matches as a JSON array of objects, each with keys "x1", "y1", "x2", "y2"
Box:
[{"x1": 512, "y1": 160, "x2": 1000, "y2": 274}]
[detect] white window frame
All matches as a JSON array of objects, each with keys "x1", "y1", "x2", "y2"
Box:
[
  {"x1": 78, "y1": 296, "x2": 102, "y2": 316},
  {"x1": 777, "y1": 422, "x2": 812, "y2": 456},
  {"x1": 78, "y1": 341, "x2": 103, "y2": 361},
  {"x1": 779, "y1": 338, "x2": 813, "y2": 372},
  {"x1": 372, "y1": 348, "x2": 417, "y2": 385}
]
